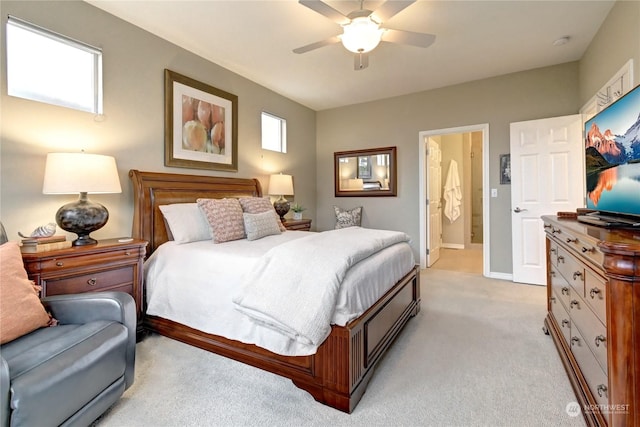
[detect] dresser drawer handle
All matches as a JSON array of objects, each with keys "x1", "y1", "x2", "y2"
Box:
[
  {"x1": 573, "y1": 271, "x2": 583, "y2": 281},
  {"x1": 550, "y1": 248, "x2": 557, "y2": 254},
  {"x1": 581, "y1": 246, "x2": 594, "y2": 254},
  {"x1": 597, "y1": 384, "x2": 607, "y2": 397},
  {"x1": 589, "y1": 288, "x2": 601, "y2": 299},
  {"x1": 550, "y1": 270, "x2": 556, "y2": 277},
  {"x1": 566, "y1": 237, "x2": 578, "y2": 244},
  {"x1": 552, "y1": 227, "x2": 562, "y2": 234},
  {"x1": 87, "y1": 278, "x2": 97, "y2": 286},
  {"x1": 595, "y1": 335, "x2": 606, "y2": 347},
  {"x1": 570, "y1": 300, "x2": 580, "y2": 309},
  {"x1": 56, "y1": 261, "x2": 63, "y2": 267},
  {"x1": 550, "y1": 296, "x2": 556, "y2": 303},
  {"x1": 561, "y1": 319, "x2": 570, "y2": 327},
  {"x1": 561, "y1": 287, "x2": 569, "y2": 295},
  {"x1": 125, "y1": 251, "x2": 131, "y2": 256},
  {"x1": 571, "y1": 336, "x2": 580, "y2": 346},
  {"x1": 557, "y1": 255, "x2": 565, "y2": 263}
]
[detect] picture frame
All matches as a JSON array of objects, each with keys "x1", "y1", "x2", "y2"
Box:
[
  {"x1": 500, "y1": 154, "x2": 511, "y2": 184},
  {"x1": 164, "y1": 69, "x2": 238, "y2": 171}
]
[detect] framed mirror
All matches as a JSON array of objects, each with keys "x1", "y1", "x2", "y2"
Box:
[{"x1": 334, "y1": 146, "x2": 397, "y2": 197}]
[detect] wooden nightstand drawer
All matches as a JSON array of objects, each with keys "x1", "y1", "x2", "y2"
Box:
[
  {"x1": 43, "y1": 266, "x2": 134, "y2": 296},
  {"x1": 39, "y1": 248, "x2": 141, "y2": 271},
  {"x1": 282, "y1": 218, "x2": 312, "y2": 231}
]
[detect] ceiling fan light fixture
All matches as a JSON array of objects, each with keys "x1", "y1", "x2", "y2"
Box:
[{"x1": 341, "y1": 17, "x2": 383, "y2": 53}]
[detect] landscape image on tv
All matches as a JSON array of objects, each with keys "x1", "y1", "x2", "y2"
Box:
[{"x1": 584, "y1": 84, "x2": 640, "y2": 216}]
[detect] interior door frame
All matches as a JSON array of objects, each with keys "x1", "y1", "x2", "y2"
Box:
[{"x1": 418, "y1": 124, "x2": 490, "y2": 276}]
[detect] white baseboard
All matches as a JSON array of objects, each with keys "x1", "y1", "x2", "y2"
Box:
[
  {"x1": 486, "y1": 272, "x2": 513, "y2": 281},
  {"x1": 442, "y1": 243, "x2": 465, "y2": 249}
]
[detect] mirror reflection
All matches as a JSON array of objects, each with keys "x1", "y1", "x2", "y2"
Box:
[{"x1": 334, "y1": 146, "x2": 396, "y2": 197}]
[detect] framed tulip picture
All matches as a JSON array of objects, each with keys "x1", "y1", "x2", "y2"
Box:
[{"x1": 164, "y1": 69, "x2": 238, "y2": 171}]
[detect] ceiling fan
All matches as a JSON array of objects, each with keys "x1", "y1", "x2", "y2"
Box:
[{"x1": 293, "y1": 0, "x2": 435, "y2": 70}]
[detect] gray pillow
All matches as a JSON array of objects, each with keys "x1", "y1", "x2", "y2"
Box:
[{"x1": 334, "y1": 206, "x2": 362, "y2": 229}]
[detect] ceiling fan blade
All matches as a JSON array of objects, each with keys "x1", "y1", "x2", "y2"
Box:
[
  {"x1": 372, "y1": 0, "x2": 416, "y2": 22},
  {"x1": 354, "y1": 52, "x2": 369, "y2": 71},
  {"x1": 382, "y1": 29, "x2": 436, "y2": 48},
  {"x1": 293, "y1": 35, "x2": 341, "y2": 54},
  {"x1": 299, "y1": 0, "x2": 350, "y2": 25}
]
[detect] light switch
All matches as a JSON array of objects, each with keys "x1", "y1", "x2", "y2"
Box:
[{"x1": 491, "y1": 188, "x2": 498, "y2": 198}]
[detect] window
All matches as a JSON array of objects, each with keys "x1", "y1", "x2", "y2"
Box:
[
  {"x1": 261, "y1": 112, "x2": 287, "y2": 153},
  {"x1": 6, "y1": 16, "x2": 103, "y2": 114}
]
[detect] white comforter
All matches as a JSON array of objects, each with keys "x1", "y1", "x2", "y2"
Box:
[
  {"x1": 144, "y1": 230, "x2": 415, "y2": 356},
  {"x1": 233, "y1": 227, "x2": 411, "y2": 348}
]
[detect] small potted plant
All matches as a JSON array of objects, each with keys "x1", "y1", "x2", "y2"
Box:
[{"x1": 290, "y1": 203, "x2": 306, "y2": 220}]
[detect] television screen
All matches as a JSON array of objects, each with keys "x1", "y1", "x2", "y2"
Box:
[{"x1": 584, "y1": 83, "x2": 640, "y2": 222}]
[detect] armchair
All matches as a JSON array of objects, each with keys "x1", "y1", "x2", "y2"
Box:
[{"x1": 0, "y1": 291, "x2": 136, "y2": 426}]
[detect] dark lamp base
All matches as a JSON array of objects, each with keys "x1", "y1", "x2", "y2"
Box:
[
  {"x1": 273, "y1": 197, "x2": 290, "y2": 222},
  {"x1": 56, "y1": 192, "x2": 109, "y2": 246}
]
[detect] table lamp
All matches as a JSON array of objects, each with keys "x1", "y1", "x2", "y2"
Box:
[
  {"x1": 43, "y1": 152, "x2": 122, "y2": 246},
  {"x1": 268, "y1": 173, "x2": 294, "y2": 221}
]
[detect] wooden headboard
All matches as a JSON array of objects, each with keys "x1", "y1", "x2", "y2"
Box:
[{"x1": 129, "y1": 170, "x2": 261, "y2": 256}]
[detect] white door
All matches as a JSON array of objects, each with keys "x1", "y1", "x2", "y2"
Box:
[
  {"x1": 427, "y1": 137, "x2": 442, "y2": 267},
  {"x1": 510, "y1": 115, "x2": 583, "y2": 285}
]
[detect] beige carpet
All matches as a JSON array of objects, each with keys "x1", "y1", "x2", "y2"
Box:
[
  {"x1": 431, "y1": 248, "x2": 483, "y2": 274},
  {"x1": 94, "y1": 269, "x2": 585, "y2": 427}
]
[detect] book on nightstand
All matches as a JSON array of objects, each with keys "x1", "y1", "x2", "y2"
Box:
[{"x1": 20, "y1": 236, "x2": 71, "y2": 253}]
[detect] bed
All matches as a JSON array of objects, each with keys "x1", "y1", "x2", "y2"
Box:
[{"x1": 129, "y1": 169, "x2": 420, "y2": 413}]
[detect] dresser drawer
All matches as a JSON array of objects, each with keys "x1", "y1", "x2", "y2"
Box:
[
  {"x1": 549, "y1": 240, "x2": 559, "y2": 267},
  {"x1": 551, "y1": 289, "x2": 572, "y2": 345},
  {"x1": 584, "y1": 268, "x2": 607, "y2": 325},
  {"x1": 570, "y1": 326, "x2": 609, "y2": 408},
  {"x1": 39, "y1": 248, "x2": 141, "y2": 271},
  {"x1": 550, "y1": 265, "x2": 572, "y2": 310},
  {"x1": 556, "y1": 245, "x2": 585, "y2": 296},
  {"x1": 43, "y1": 267, "x2": 134, "y2": 296},
  {"x1": 569, "y1": 297, "x2": 608, "y2": 373}
]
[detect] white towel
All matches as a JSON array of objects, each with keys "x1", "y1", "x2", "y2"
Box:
[{"x1": 443, "y1": 160, "x2": 462, "y2": 223}]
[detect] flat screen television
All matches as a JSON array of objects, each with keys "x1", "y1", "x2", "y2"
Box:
[{"x1": 579, "y1": 83, "x2": 640, "y2": 228}]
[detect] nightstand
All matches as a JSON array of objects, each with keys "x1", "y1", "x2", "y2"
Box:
[
  {"x1": 22, "y1": 238, "x2": 147, "y2": 337},
  {"x1": 282, "y1": 218, "x2": 312, "y2": 231}
]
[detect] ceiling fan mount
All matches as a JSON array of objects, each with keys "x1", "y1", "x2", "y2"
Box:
[{"x1": 293, "y1": 0, "x2": 436, "y2": 70}]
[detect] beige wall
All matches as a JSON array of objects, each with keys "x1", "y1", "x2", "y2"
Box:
[
  {"x1": 317, "y1": 62, "x2": 580, "y2": 274},
  {"x1": 579, "y1": 0, "x2": 640, "y2": 105},
  {"x1": 0, "y1": 1, "x2": 316, "y2": 240}
]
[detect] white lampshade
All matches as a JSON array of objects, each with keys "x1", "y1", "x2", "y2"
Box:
[
  {"x1": 268, "y1": 173, "x2": 294, "y2": 196},
  {"x1": 43, "y1": 153, "x2": 122, "y2": 194},
  {"x1": 341, "y1": 17, "x2": 384, "y2": 53}
]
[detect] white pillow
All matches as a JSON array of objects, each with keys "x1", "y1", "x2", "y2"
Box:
[
  {"x1": 243, "y1": 211, "x2": 281, "y2": 241},
  {"x1": 159, "y1": 203, "x2": 212, "y2": 244}
]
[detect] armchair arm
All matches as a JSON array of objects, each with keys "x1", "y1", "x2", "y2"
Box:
[
  {"x1": 41, "y1": 292, "x2": 136, "y2": 389},
  {"x1": 1, "y1": 357, "x2": 9, "y2": 427}
]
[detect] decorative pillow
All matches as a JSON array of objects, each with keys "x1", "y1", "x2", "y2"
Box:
[
  {"x1": 197, "y1": 198, "x2": 246, "y2": 243},
  {"x1": 243, "y1": 211, "x2": 282, "y2": 241},
  {"x1": 239, "y1": 197, "x2": 286, "y2": 232},
  {"x1": 334, "y1": 206, "x2": 363, "y2": 229},
  {"x1": 0, "y1": 241, "x2": 52, "y2": 344},
  {"x1": 159, "y1": 203, "x2": 212, "y2": 244}
]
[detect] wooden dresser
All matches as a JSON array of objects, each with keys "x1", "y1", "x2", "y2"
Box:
[{"x1": 542, "y1": 215, "x2": 640, "y2": 426}]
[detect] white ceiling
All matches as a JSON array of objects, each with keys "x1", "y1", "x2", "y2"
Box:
[{"x1": 86, "y1": 0, "x2": 615, "y2": 111}]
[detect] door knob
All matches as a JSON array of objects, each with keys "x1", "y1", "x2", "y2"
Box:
[{"x1": 513, "y1": 207, "x2": 528, "y2": 213}]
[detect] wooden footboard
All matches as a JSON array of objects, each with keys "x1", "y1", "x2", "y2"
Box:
[
  {"x1": 145, "y1": 265, "x2": 420, "y2": 413},
  {"x1": 129, "y1": 169, "x2": 421, "y2": 412}
]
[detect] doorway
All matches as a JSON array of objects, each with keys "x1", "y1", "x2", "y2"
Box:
[{"x1": 418, "y1": 124, "x2": 490, "y2": 276}]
